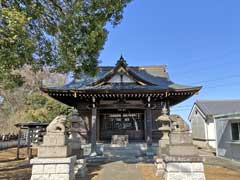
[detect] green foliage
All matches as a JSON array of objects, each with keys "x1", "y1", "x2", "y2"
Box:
[
  {"x1": 0, "y1": 8, "x2": 34, "y2": 89},
  {"x1": 23, "y1": 93, "x2": 71, "y2": 123},
  {"x1": 0, "y1": 68, "x2": 70, "y2": 133},
  {"x1": 0, "y1": 0, "x2": 132, "y2": 89}
]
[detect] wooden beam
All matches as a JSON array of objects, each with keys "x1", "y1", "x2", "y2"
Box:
[
  {"x1": 90, "y1": 107, "x2": 97, "y2": 156},
  {"x1": 16, "y1": 128, "x2": 21, "y2": 160}
]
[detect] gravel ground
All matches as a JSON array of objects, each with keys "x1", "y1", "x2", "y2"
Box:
[{"x1": 0, "y1": 148, "x2": 240, "y2": 180}]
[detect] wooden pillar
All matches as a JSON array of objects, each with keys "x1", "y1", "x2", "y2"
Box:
[
  {"x1": 146, "y1": 96, "x2": 152, "y2": 146},
  {"x1": 166, "y1": 99, "x2": 170, "y2": 115},
  {"x1": 91, "y1": 97, "x2": 97, "y2": 156},
  {"x1": 16, "y1": 128, "x2": 21, "y2": 160},
  {"x1": 26, "y1": 128, "x2": 31, "y2": 160},
  {"x1": 144, "y1": 110, "x2": 147, "y2": 142},
  {"x1": 146, "y1": 108, "x2": 153, "y2": 146}
]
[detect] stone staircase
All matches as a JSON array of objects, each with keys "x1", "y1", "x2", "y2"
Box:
[
  {"x1": 103, "y1": 143, "x2": 146, "y2": 159},
  {"x1": 83, "y1": 143, "x2": 158, "y2": 163}
]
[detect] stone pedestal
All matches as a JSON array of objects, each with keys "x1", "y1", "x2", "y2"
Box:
[
  {"x1": 163, "y1": 156, "x2": 205, "y2": 180},
  {"x1": 162, "y1": 132, "x2": 206, "y2": 180},
  {"x1": 31, "y1": 115, "x2": 87, "y2": 180},
  {"x1": 31, "y1": 156, "x2": 76, "y2": 180},
  {"x1": 38, "y1": 133, "x2": 71, "y2": 158}
]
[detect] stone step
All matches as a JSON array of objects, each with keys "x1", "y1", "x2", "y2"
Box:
[
  {"x1": 82, "y1": 143, "x2": 158, "y2": 157},
  {"x1": 103, "y1": 147, "x2": 143, "y2": 151},
  {"x1": 103, "y1": 148, "x2": 143, "y2": 156}
]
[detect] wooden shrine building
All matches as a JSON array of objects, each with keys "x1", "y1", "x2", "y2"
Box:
[{"x1": 41, "y1": 56, "x2": 201, "y2": 153}]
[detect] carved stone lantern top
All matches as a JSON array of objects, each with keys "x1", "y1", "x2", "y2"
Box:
[
  {"x1": 71, "y1": 109, "x2": 80, "y2": 123},
  {"x1": 156, "y1": 106, "x2": 170, "y2": 122}
]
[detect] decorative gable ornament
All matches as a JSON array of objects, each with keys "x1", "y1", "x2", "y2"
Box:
[{"x1": 91, "y1": 56, "x2": 153, "y2": 86}]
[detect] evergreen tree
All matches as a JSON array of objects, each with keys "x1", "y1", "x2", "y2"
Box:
[{"x1": 0, "y1": 0, "x2": 132, "y2": 89}]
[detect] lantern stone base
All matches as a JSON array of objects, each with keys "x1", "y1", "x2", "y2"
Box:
[{"x1": 30, "y1": 156, "x2": 76, "y2": 180}]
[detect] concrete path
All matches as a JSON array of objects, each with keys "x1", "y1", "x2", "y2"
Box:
[
  {"x1": 96, "y1": 161, "x2": 144, "y2": 180},
  {"x1": 205, "y1": 156, "x2": 240, "y2": 172},
  {"x1": 198, "y1": 148, "x2": 240, "y2": 172}
]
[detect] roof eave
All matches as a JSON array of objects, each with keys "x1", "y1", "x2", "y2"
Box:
[{"x1": 40, "y1": 85, "x2": 201, "y2": 94}]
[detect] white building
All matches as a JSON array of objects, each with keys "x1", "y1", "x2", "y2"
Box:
[{"x1": 188, "y1": 100, "x2": 240, "y2": 161}]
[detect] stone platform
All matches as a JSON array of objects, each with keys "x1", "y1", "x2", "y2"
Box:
[{"x1": 31, "y1": 156, "x2": 76, "y2": 180}]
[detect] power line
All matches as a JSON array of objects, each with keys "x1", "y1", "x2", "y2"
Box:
[
  {"x1": 203, "y1": 83, "x2": 240, "y2": 89},
  {"x1": 168, "y1": 47, "x2": 237, "y2": 68},
  {"x1": 171, "y1": 108, "x2": 192, "y2": 111},
  {"x1": 173, "y1": 59, "x2": 238, "y2": 77},
  {"x1": 172, "y1": 105, "x2": 192, "y2": 109},
  {"x1": 189, "y1": 74, "x2": 240, "y2": 85}
]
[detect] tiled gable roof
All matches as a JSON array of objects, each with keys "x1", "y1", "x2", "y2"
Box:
[{"x1": 196, "y1": 100, "x2": 240, "y2": 116}]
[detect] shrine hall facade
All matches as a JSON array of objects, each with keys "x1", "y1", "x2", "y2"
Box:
[{"x1": 41, "y1": 56, "x2": 201, "y2": 146}]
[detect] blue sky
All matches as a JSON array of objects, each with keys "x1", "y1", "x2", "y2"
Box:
[{"x1": 99, "y1": 0, "x2": 240, "y2": 121}]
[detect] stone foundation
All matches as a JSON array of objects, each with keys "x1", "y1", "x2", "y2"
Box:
[
  {"x1": 163, "y1": 155, "x2": 205, "y2": 180},
  {"x1": 30, "y1": 156, "x2": 76, "y2": 180},
  {"x1": 164, "y1": 160, "x2": 205, "y2": 180}
]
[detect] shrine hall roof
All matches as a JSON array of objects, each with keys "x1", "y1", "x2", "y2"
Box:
[{"x1": 41, "y1": 57, "x2": 201, "y2": 93}]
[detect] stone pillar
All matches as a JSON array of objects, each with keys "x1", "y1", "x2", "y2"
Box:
[{"x1": 90, "y1": 107, "x2": 97, "y2": 156}]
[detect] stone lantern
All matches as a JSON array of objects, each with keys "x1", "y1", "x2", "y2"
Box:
[
  {"x1": 156, "y1": 106, "x2": 171, "y2": 150},
  {"x1": 69, "y1": 109, "x2": 83, "y2": 158},
  {"x1": 154, "y1": 106, "x2": 171, "y2": 176}
]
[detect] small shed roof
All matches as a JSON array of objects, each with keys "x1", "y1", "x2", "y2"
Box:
[{"x1": 195, "y1": 100, "x2": 240, "y2": 117}]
